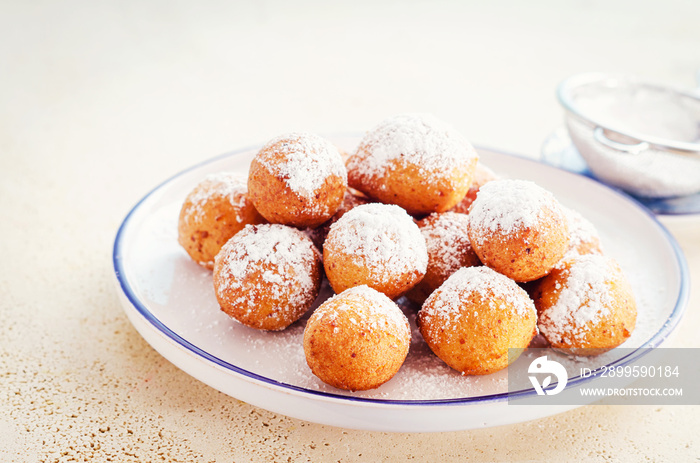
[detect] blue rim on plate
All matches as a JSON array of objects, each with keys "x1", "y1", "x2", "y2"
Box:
[
  {"x1": 112, "y1": 144, "x2": 690, "y2": 407},
  {"x1": 541, "y1": 128, "x2": 700, "y2": 215}
]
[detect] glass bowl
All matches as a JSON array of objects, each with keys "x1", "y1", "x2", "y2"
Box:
[{"x1": 557, "y1": 72, "x2": 700, "y2": 198}]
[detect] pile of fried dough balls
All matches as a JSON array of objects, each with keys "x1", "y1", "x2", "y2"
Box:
[{"x1": 177, "y1": 113, "x2": 637, "y2": 391}]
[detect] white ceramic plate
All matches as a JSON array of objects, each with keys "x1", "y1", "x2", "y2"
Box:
[{"x1": 113, "y1": 135, "x2": 689, "y2": 432}]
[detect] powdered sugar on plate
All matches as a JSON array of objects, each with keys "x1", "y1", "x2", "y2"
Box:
[{"x1": 256, "y1": 132, "x2": 347, "y2": 198}]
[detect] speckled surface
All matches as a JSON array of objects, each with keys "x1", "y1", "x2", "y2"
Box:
[{"x1": 2, "y1": 1, "x2": 699, "y2": 461}]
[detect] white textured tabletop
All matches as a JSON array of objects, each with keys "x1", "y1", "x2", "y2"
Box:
[{"x1": 2, "y1": 1, "x2": 699, "y2": 461}]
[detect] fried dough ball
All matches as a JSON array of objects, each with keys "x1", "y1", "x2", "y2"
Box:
[
  {"x1": 323, "y1": 203, "x2": 428, "y2": 299},
  {"x1": 305, "y1": 188, "x2": 370, "y2": 252},
  {"x1": 405, "y1": 212, "x2": 481, "y2": 305},
  {"x1": 248, "y1": 132, "x2": 347, "y2": 228},
  {"x1": 467, "y1": 179, "x2": 569, "y2": 282},
  {"x1": 346, "y1": 113, "x2": 479, "y2": 215},
  {"x1": 177, "y1": 172, "x2": 266, "y2": 269},
  {"x1": 562, "y1": 207, "x2": 603, "y2": 258},
  {"x1": 303, "y1": 285, "x2": 411, "y2": 391},
  {"x1": 213, "y1": 224, "x2": 322, "y2": 331},
  {"x1": 533, "y1": 254, "x2": 637, "y2": 355},
  {"x1": 521, "y1": 207, "x2": 603, "y2": 301},
  {"x1": 417, "y1": 266, "x2": 537, "y2": 375},
  {"x1": 450, "y1": 162, "x2": 499, "y2": 214}
]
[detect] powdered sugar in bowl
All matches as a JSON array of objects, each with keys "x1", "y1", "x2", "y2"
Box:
[{"x1": 557, "y1": 72, "x2": 700, "y2": 198}]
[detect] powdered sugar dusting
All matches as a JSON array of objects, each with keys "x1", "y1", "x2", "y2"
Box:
[
  {"x1": 184, "y1": 172, "x2": 249, "y2": 222},
  {"x1": 562, "y1": 206, "x2": 603, "y2": 258},
  {"x1": 468, "y1": 179, "x2": 562, "y2": 239},
  {"x1": 214, "y1": 224, "x2": 319, "y2": 314},
  {"x1": 348, "y1": 113, "x2": 478, "y2": 179},
  {"x1": 420, "y1": 212, "x2": 473, "y2": 276},
  {"x1": 308, "y1": 285, "x2": 410, "y2": 340},
  {"x1": 539, "y1": 254, "x2": 616, "y2": 342},
  {"x1": 326, "y1": 203, "x2": 428, "y2": 281},
  {"x1": 422, "y1": 266, "x2": 536, "y2": 322},
  {"x1": 257, "y1": 132, "x2": 347, "y2": 197}
]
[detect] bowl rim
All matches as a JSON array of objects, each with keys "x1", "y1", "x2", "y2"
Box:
[{"x1": 557, "y1": 72, "x2": 700, "y2": 153}]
